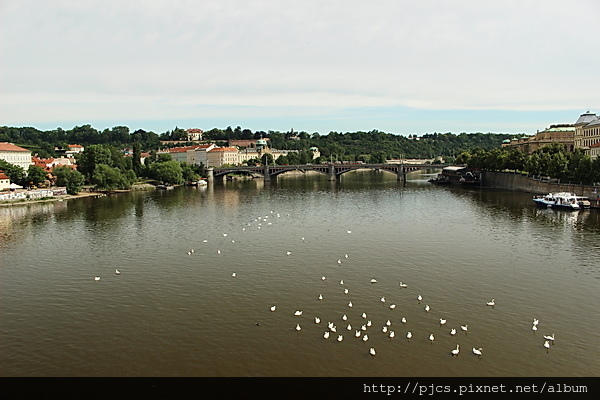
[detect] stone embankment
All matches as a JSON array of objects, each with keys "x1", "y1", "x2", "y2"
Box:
[{"x1": 482, "y1": 171, "x2": 600, "y2": 208}]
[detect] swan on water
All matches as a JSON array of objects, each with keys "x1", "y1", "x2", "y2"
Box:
[
  {"x1": 473, "y1": 347, "x2": 482, "y2": 357},
  {"x1": 115, "y1": 269, "x2": 121, "y2": 275},
  {"x1": 337, "y1": 335, "x2": 343, "y2": 342},
  {"x1": 461, "y1": 325, "x2": 468, "y2": 334},
  {"x1": 295, "y1": 324, "x2": 301, "y2": 332},
  {"x1": 355, "y1": 330, "x2": 361, "y2": 338},
  {"x1": 389, "y1": 304, "x2": 396, "y2": 309},
  {"x1": 486, "y1": 299, "x2": 495, "y2": 307},
  {"x1": 369, "y1": 347, "x2": 376, "y2": 356},
  {"x1": 386, "y1": 319, "x2": 392, "y2": 326},
  {"x1": 450, "y1": 328, "x2": 456, "y2": 336},
  {"x1": 429, "y1": 333, "x2": 435, "y2": 343},
  {"x1": 399, "y1": 282, "x2": 407, "y2": 288},
  {"x1": 348, "y1": 301, "x2": 353, "y2": 308},
  {"x1": 440, "y1": 318, "x2": 447, "y2": 326},
  {"x1": 381, "y1": 297, "x2": 385, "y2": 303},
  {"x1": 342, "y1": 314, "x2": 348, "y2": 321},
  {"x1": 401, "y1": 317, "x2": 407, "y2": 324},
  {"x1": 406, "y1": 331, "x2": 412, "y2": 340},
  {"x1": 315, "y1": 317, "x2": 321, "y2": 324},
  {"x1": 425, "y1": 305, "x2": 430, "y2": 313},
  {"x1": 324, "y1": 331, "x2": 330, "y2": 339},
  {"x1": 452, "y1": 344, "x2": 460, "y2": 356},
  {"x1": 382, "y1": 326, "x2": 388, "y2": 333},
  {"x1": 543, "y1": 334, "x2": 555, "y2": 342},
  {"x1": 344, "y1": 288, "x2": 349, "y2": 294},
  {"x1": 362, "y1": 312, "x2": 367, "y2": 319},
  {"x1": 347, "y1": 324, "x2": 352, "y2": 331},
  {"x1": 94, "y1": 276, "x2": 100, "y2": 281},
  {"x1": 532, "y1": 325, "x2": 538, "y2": 332},
  {"x1": 370, "y1": 279, "x2": 377, "y2": 283},
  {"x1": 544, "y1": 340, "x2": 550, "y2": 352},
  {"x1": 294, "y1": 310, "x2": 303, "y2": 316},
  {"x1": 270, "y1": 306, "x2": 276, "y2": 312},
  {"x1": 389, "y1": 331, "x2": 395, "y2": 339},
  {"x1": 318, "y1": 294, "x2": 323, "y2": 301},
  {"x1": 417, "y1": 294, "x2": 423, "y2": 302},
  {"x1": 362, "y1": 334, "x2": 369, "y2": 342},
  {"x1": 231, "y1": 272, "x2": 236, "y2": 277}
]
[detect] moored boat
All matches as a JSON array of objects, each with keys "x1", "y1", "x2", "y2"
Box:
[{"x1": 533, "y1": 192, "x2": 591, "y2": 210}]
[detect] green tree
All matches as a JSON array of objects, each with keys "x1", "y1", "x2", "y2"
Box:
[
  {"x1": 260, "y1": 153, "x2": 274, "y2": 165},
  {"x1": 53, "y1": 166, "x2": 85, "y2": 195},
  {"x1": 149, "y1": 160, "x2": 183, "y2": 185},
  {"x1": 26, "y1": 165, "x2": 48, "y2": 187},
  {"x1": 92, "y1": 164, "x2": 132, "y2": 191},
  {"x1": 181, "y1": 162, "x2": 200, "y2": 182},
  {"x1": 0, "y1": 160, "x2": 26, "y2": 185}
]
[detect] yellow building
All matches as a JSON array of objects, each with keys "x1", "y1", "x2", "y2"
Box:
[
  {"x1": 574, "y1": 111, "x2": 600, "y2": 160},
  {"x1": 502, "y1": 125, "x2": 575, "y2": 154}
]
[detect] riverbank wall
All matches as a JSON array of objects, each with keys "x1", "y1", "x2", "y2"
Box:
[{"x1": 482, "y1": 171, "x2": 600, "y2": 207}]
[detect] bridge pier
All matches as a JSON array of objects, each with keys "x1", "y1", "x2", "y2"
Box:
[
  {"x1": 264, "y1": 165, "x2": 270, "y2": 181},
  {"x1": 328, "y1": 164, "x2": 336, "y2": 181},
  {"x1": 207, "y1": 168, "x2": 214, "y2": 182}
]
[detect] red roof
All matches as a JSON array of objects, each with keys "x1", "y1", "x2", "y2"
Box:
[
  {"x1": 209, "y1": 147, "x2": 238, "y2": 152},
  {"x1": 0, "y1": 142, "x2": 30, "y2": 152},
  {"x1": 68, "y1": 144, "x2": 84, "y2": 149},
  {"x1": 186, "y1": 128, "x2": 203, "y2": 133},
  {"x1": 0, "y1": 172, "x2": 9, "y2": 180}
]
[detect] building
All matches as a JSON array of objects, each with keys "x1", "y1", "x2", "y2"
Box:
[
  {"x1": 574, "y1": 111, "x2": 600, "y2": 160},
  {"x1": 186, "y1": 129, "x2": 203, "y2": 141},
  {"x1": 0, "y1": 142, "x2": 32, "y2": 170},
  {"x1": 501, "y1": 125, "x2": 575, "y2": 154},
  {"x1": 207, "y1": 147, "x2": 239, "y2": 167},
  {"x1": 0, "y1": 172, "x2": 10, "y2": 190},
  {"x1": 157, "y1": 144, "x2": 216, "y2": 165},
  {"x1": 65, "y1": 144, "x2": 84, "y2": 158}
]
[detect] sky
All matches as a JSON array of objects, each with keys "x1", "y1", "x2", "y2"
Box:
[{"x1": 1, "y1": 0, "x2": 599, "y2": 136}]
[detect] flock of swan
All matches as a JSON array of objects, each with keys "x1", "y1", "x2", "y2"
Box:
[{"x1": 92, "y1": 208, "x2": 556, "y2": 361}]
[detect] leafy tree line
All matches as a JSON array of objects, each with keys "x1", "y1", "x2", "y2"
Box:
[
  {"x1": 456, "y1": 143, "x2": 600, "y2": 185},
  {"x1": 2, "y1": 124, "x2": 515, "y2": 162}
]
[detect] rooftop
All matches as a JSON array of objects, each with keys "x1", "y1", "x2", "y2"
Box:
[
  {"x1": 575, "y1": 111, "x2": 599, "y2": 125},
  {"x1": 0, "y1": 142, "x2": 30, "y2": 152}
]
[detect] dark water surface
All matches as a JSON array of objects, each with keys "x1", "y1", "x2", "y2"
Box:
[{"x1": 1, "y1": 170, "x2": 599, "y2": 377}]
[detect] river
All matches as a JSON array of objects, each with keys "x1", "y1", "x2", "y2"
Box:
[{"x1": 1, "y1": 169, "x2": 599, "y2": 377}]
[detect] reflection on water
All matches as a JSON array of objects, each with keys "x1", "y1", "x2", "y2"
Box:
[{"x1": 0, "y1": 170, "x2": 599, "y2": 377}]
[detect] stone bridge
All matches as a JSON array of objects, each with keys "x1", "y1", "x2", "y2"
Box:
[{"x1": 207, "y1": 163, "x2": 444, "y2": 182}]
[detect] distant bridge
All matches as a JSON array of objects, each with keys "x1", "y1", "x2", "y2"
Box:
[{"x1": 207, "y1": 163, "x2": 445, "y2": 182}]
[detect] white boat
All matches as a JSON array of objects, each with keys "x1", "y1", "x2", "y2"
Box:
[{"x1": 533, "y1": 192, "x2": 591, "y2": 210}]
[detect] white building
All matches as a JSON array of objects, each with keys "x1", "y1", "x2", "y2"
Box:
[
  {"x1": 574, "y1": 111, "x2": 600, "y2": 160},
  {"x1": 0, "y1": 171, "x2": 10, "y2": 190},
  {"x1": 0, "y1": 142, "x2": 32, "y2": 170}
]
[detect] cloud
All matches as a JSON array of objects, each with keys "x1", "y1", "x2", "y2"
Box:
[{"x1": 1, "y1": 0, "x2": 599, "y2": 130}]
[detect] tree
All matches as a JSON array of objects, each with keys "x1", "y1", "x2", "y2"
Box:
[
  {"x1": 0, "y1": 160, "x2": 26, "y2": 186},
  {"x1": 181, "y1": 162, "x2": 200, "y2": 182},
  {"x1": 260, "y1": 153, "x2": 274, "y2": 165},
  {"x1": 92, "y1": 164, "x2": 132, "y2": 191},
  {"x1": 149, "y1": 160, "x2": 183, "y2": 185},
  {"x1": 53, "y1": 166, "x2": 85, "y2": 195},
  {"x1": 26, "y1": 165, "x2": 48, "y2": 187}
]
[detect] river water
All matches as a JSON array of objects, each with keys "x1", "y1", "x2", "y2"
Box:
[{"x1": 1, "y1": 170, "x2": 599, "y2": 377}]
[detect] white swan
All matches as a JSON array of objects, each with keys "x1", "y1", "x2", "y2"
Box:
[
  {"x1": 321, "y1": 276, "x2": 326, "y2": 281},
  {"x1": 270, "y1": 305, "x2": 276, "y2": 312},
  {"x1": 532, "y1": 325, "x2": 538, "y2": 332},
  {"x1": 286, "y1": 251, "x2": 292, "y2": 255},
  {"x1": 452, "y1": 344, "x2": 460, "y2": 356},
  {"x1": 344, "y1": 254, "x2": 349, "y2": 258},
  {"x1": 340, "y1": 280, "x2": 344, "y2": 285},
  {"x1": 543, "y1": 334, "x2": 555, "y2": 342},
  {"x1": 533, "y1": 318, "x2": 539, "y2": 326},
  {"x1": 382, "y1": 326, "x2": 388, "y2": 333},
  {"x1": 362, "y1": 312, "x2": 367, "y2": 319},
  {"x1": 370, "y1": 279, "x2": 377, "y2": 283},
  {"x1": 417, "y1": 294, "x2": 422, "y2": 302},
  {"x1": 337, "y1": 259, "x2": 342, "y2": 264},
  {"x1": 344, "y1": 288, "x2": 349, "y2": 294},
  {"x1": 367, "y1": 320, "x2": 372, "y2": 327},
  {"x1": 294, "y1": 310, "x2": 303, "y2": 316},
  {"x1": 406, "y1": 331, "x2": 412, "y2": 340},
  {"x1": 386, "y1": 319, "x2": 392, "y2": 326},
  {"x1": 362, "y1": 334, "x2": 369, "y2": 342},
  {"x1": 544, "y1": 340, "x2": 550, "y2": 352},
  {"x1": 324, "y1": 331, "x2": 330, "y2": 339},
  {"x1": 337, "y1": 335, "x2": 343, "y2": 342},
  {"x1": 399, "y1": 282, "x2": 407, "y2": 288},
  {"x1": 355, "y1": 330, "x2": 361, "y2": 338},
  {"x1": 389, "y1": 304, "x2": 396, "y2": 309},
  {"x1": 232, "y1": 272, "x2": 236, "y2": 277},
  {"x1": 115, "y1": 269, "x2": 121, "y2": 275},
  {"x1": 315, "y1": 317, "x2": 321, "y2": 324},
  {"x1": 450, "y1": 328, "x2": 456, "y2": 336},
  {"x1": 440, "y1": 318, "x2": 447, "y2": 326},
  {"x1": 401, "y1": 317, "x2": 407, "y2": 324},
  {"x1": 429, "y1": 333, "x2": 435, "y2": 343},
  {"x1": 94, "y1": 276, "x2": 100, "y2": 281},
  {"x1": 389, "y1": 331, "x2": 395, "y2": 339},
  {"x1": 461, "y1": 325, "x2": 468, "y2": 334},
  {"x1": 318, "y1": 294, "x2": 323, "y2": 300},
  {"x1": 380, "y1": 297, "x2": 385, "y2": 303},
  {"x1": 369, "y1": 347, "x2": 376, "y2": 356},
  {"x1": 348, "y1": 301, "x2": 353, "y2": 308},
  {"x1": 295, "y1": 324, "x2": 301, "y2": 332},
  {"x1": 473, "y1": 347, "x2": 482, "y2": 357},
  {"x1": 486, "y1": 299, "x2": 495, "y2": 307},
  {"x1": 347, "y1": 324, "x2": 352, "y2": 331},
  {"x1": 342, "y1": 314, "x2": 348, "y2": 321},
  {"x1": 425, "y1": 305, "x2": 430, "y2": 313}
]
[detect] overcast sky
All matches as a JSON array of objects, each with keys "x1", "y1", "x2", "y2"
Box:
[{"x1": 1, "y1": 0, "x2": 599, "y2": 135}]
